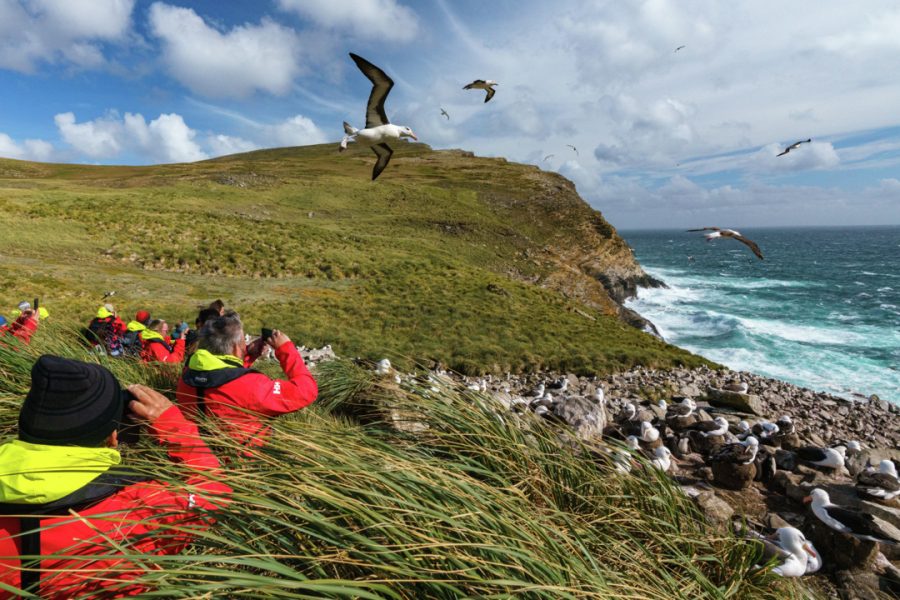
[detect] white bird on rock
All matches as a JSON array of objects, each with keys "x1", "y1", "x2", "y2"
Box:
[
  {"x1": 650, "y1": 446, "x2": 674, "y2": 473},
  {"x1": 805, "y1": 488, "x2": 900, "y2": 543},
  {"x1": 796, "y1": 446, "x2": 846, "y2": 470},
  {"x1": 857, "y1": 460, "x2": 900, "y2": 502},
  {"x1": 758, "y1": 527, "x2": 820, "y2": 577},
  {"x1": 340, "y1": 53, "x2": 418, "y2": 180}
]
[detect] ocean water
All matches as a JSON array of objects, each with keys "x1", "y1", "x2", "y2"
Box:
[{"x1": 621, "y1": 226, "x2": 900, "y2": 403}]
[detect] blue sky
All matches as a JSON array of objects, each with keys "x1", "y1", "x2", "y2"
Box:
[{"x1": 1, "y1": 0, "x2": 899, "y2": 229}]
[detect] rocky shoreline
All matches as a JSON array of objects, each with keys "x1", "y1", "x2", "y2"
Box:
[{"x1": 384, "y1": 358, "x2": 900, "y2": 599}]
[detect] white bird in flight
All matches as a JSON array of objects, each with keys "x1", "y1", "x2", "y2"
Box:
[
  {"x1": 340, "y1": 53, "x2": 418, "y2": 180},
  {"x1": 687, "y1": 227, "x2": 764, "y2": 260},
  {"x1": 463, "y1": 79, "x2": 498, "y2": 103}
]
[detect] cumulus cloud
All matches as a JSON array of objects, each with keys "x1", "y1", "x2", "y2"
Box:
[
  {"x1": 207, "y1": 134, "x2": 258, "y2": 157},
  {"x1": 0, "y1": 0, "x2": 133, "y2": 72},
  {"x1": 0, "y1": 132, "x2": 55, "y2": 161},
  {"x1": 148, "y1": 2, "x2": 302, "y2": 98},
  {"x1": 277, "y1": 0, "x2": 419, "y2": 42},
  {"x1": 267, "y1": 114, "x2": 328, "y2": 146},
  {"x1": 55, "y1": 111, "x2": 207, "y2": 163}
]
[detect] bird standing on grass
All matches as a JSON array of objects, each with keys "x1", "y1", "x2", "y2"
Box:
[
  {"x1": 463, "y1": 79, "x2": 498, "y2": 102},
  {"x1": 687, "y1": 227, "x2": 764, "y2": 260},
  {"x1": 340, "y1": 53, "x2": 418, "y2": 180}
]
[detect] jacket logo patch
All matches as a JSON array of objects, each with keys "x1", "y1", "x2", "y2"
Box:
[{"x1": 273, "y1": 382, "x2": 282, "y2": 395}]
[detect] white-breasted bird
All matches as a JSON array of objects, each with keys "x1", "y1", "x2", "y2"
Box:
[{"x1": 340, "y1": 53, "x2": 418, "y2": 180}]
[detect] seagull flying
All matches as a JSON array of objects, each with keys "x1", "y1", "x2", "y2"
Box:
[
  {"x1": 687, "y1": 227, "x2": 764, "y2": 260},
  {"x1": 463, "y1": 79, "x2": 498, "y2": 103},
  {"x1": 340, "y1": 53, "x2": 418, "y2": 180},
  {"x1": 543, "y1": 154, "x2": 554, "y2": 161},
  {"x1": 776, "y1": 138, "x2": 812, "y2": 157},
  {"x1": 674, "y1": 45, "x2": 686, "y2": 52},
  {"x1": 566, "y1": 144, "x2": 579, "y2": 156},
  {"x1": 440, "y1": 107, "x2": 450, "y2": 120}
]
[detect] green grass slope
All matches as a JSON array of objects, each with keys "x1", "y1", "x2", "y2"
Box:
[{"x1": 0, "y1": 143, "x2": 709, "y2": 374}]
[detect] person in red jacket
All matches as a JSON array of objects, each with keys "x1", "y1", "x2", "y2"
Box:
[
  {"x1": 139, "y1": 319, "x2": 187, "y2": 363},
  {"x1": 0, "y1": 355, "x2": 230, "y2": 598},
  {"x1": 176, "y1": 310, "x2": 317, "y2": 449},
  {"x1": 3, "y1": 302, "x2": 39, "y2": 344}
]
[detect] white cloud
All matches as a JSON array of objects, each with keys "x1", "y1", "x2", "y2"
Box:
[
  {"x1": 277, "y1": 0, "x2": 419, "y2": 42},
  {"x1": 267, "y1": 114, "x2": 328, "y2": 146},
  {"x1": 0, "y1": 132, "x2": 55, "y2": 161},
  {"x1": 0, "y1": 0, "x2": 133, "y2": 72},
  {"x1": 55, "y1": 111, "x2": 207, "y2": 163},
  {"x1": 207, "y1": 134, "x2": 258, "y2": 156},
  {"x1": 148, "y1": 2, "x2": 302, "y2": 98}
]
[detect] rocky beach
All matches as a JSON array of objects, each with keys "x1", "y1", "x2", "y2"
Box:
[{"x1": 350, "y1": 354, "x2": 900, "y2": 599}]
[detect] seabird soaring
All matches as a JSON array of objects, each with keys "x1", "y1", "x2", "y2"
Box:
[
  {"x1": 687, "y1": 227, "x2": 764, "y2": 260},
  {"x1": 440, "y1": 107, "x2": 450, "y2": 120},
  {"x1": 805, "y1": 488, "x2": 900, "y2": 543},
  {"x1": 856, "y1": 459, "x2": 900, "y2": 502},
  {"x1": 777, "y1": 138, "x2": 811, "y2": 157},
  {"x1": 463, "y1": 79, "x2": 498, "y2": 103},
  {"x1": 566, "y1": 144, "x2": 579, "y2": 156},
  {"x1": 543, "y1": 154, "x2": 554, "y2": 162},
  {"x1": 674, "y1": 45, "x2": 686, "y2": 52},
  {"x1": 340, "y1": 53, "x2": 418, "y2": 180}
]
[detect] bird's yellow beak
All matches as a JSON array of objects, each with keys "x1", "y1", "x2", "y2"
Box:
[
  {"x1": 409, "y1": 131, "x2": 418, "y2": 141},
  {"x1": 803, "y1": 543, "x2": 817, "y2": 559}
]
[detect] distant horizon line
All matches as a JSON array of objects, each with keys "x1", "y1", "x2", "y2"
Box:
[{"x1": 619, "y1": 223, "x2": 900, "y2": 232}]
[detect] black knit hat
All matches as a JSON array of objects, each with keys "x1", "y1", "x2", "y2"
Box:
[{"x1": 19, "y1": 355, "x2": 124, "y2": 447}]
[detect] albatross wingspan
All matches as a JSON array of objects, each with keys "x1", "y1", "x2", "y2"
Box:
[
  {"x1": 371, "y1": 143, "x2": 393, "y2": 181},
  {"x1": 350, "y1": 53, "x2": 394, "y2": 128}
]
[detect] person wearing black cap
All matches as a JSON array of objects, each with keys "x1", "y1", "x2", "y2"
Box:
[{"x1": 0, "y1": 355, "x2": 230, "y2": 597}]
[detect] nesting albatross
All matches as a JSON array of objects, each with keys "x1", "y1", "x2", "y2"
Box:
[
  {"x1": 340, "y1": 53, "x2": 418, "y2": 180},
  {"x1": 805, "y1": 488, "x2": 900, "y2": 543},
  {"x1": 687, "y1": 227, "x2": 764, "y2": 260}
]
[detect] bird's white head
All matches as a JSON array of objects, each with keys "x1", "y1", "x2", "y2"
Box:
[
  {"x1": 626, "y1": 435, "x2": 640, "y2": 450},
  {"x1": 655, "y1": 446, "x2": 671, "y2": 458},
  {"x1": 399, "y1": 126, "x2": 417, "y2": 141},
  {"x1": 777, "y1": 527, "x2": 816, "y2": 558},
  {"x1": 737, "y1": 420, "x2": 750, "y2": 432},
  {"x1": 486, "y1": 80, "x2": 498, "y2": 86},
  {"x1": 804, "y1": 488, "x2": 829, "y2": 506},
  {"x1": 847, "y1": 440, "x2": 862, "y2": 452},
  {"x1": 713, "y1": 417, "x2": 728, "y2": 429},
  {"x1": 880, "y1": 459, "x2": 899, "y2": 478},
  {"x1": 744, "y1": 436, "x2": 759, "y2": 447}
]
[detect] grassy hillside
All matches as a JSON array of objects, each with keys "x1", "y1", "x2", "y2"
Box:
[{"x1": 0, "y1": 143, "x2": 709, "y2": 374}]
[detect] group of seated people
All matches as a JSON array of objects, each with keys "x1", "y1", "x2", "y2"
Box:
[
  {"x1": 0, "y1": 300, "x2": 318, "y2": 596},
  {"x1": 0, "y1": 300, "x2": 47, "y2": 345}
]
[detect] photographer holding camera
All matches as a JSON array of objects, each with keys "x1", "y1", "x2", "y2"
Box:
[
  {"x1": 0, "y1": 355, "x2": 230, "y2": 597},
  {"x1": 176, "y1": 311, "x2": 318, "y2": 450}
]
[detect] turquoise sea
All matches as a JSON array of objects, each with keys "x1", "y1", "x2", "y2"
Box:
[{"x1": 621, "y1": 226, "x2": 900, "y2": 403}]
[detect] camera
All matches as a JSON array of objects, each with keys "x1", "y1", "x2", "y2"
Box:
[
  {"x1": 261, "y1": 327, "x2": 274, "y2": 341},
  {"x1": 118, "y1": 389, "x2": 142, "y2": 445}
]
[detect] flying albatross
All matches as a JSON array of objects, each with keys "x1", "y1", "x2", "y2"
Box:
[
  {"x1": 567, "y1": 144, "x2": 579, "y2": 156},
  {"x1": 687, "y1": 227, "x2": 764, "y2": 260},
  {"x1": 543, "y1": 154, "x2": 554, "y2": 161},
  {"x1": 440, "y1": 107, "x2": 450, "y2": 120},
  {"x1": 777, "y1": 138, "x2": 811, "y2": 157},
  {"x1": 674, "y1": 45, "x2": 686, "y2": 52},
  {"x1": 340, "y1": 53, "x2": 418, "y2": 180},
  {"x1": 463, "y1": 79, "x2": 498, "y2": 103}
]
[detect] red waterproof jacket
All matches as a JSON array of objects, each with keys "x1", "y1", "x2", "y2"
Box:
[
  {"x1": 3, "y1": 313, "x2": 38, "y2": 344},
  {"x1": 176, "y1": 343, "x2": 317, "y2": 448},
  {"x1": 139, "y1": 330, "x2": 186, "y2": 363},
  {"x1": 0, "y1": 406, "x2": 230, "y2": 598}
]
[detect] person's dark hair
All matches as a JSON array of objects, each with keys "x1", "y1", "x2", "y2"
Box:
[
  {"x1": 195, "y1": 307, "x2": 219, "y2": 328},
  {"x1": 147, "y1": 319, "x2": 166, "y2": 333},
  {"x1": 198, "y1": 310, "x2": 244, "y2": 355},
  {"x1": 208, "y1": 299, "x2": 226, "y2": 315}
]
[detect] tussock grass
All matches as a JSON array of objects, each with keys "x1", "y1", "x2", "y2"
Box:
[{"x1": 0, "y1": 332, "x2": 799, "y2": 598}]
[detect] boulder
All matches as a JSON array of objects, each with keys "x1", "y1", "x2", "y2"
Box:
[
  {"x1": 834, "y1": 569, "x2": 886, "y2": 600},
  {"x1": 552, "y1": 395, "x2": 605, "y2": 441},
  {"x1": 705, "y1": 387, "x2": 764, "y2": 416},
  {"x1": 694, "y1": 491, "x2": 735, "y2": 527},
  {"x1": 806, "y1": 516, "x2": 879, "y2": 572}
]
